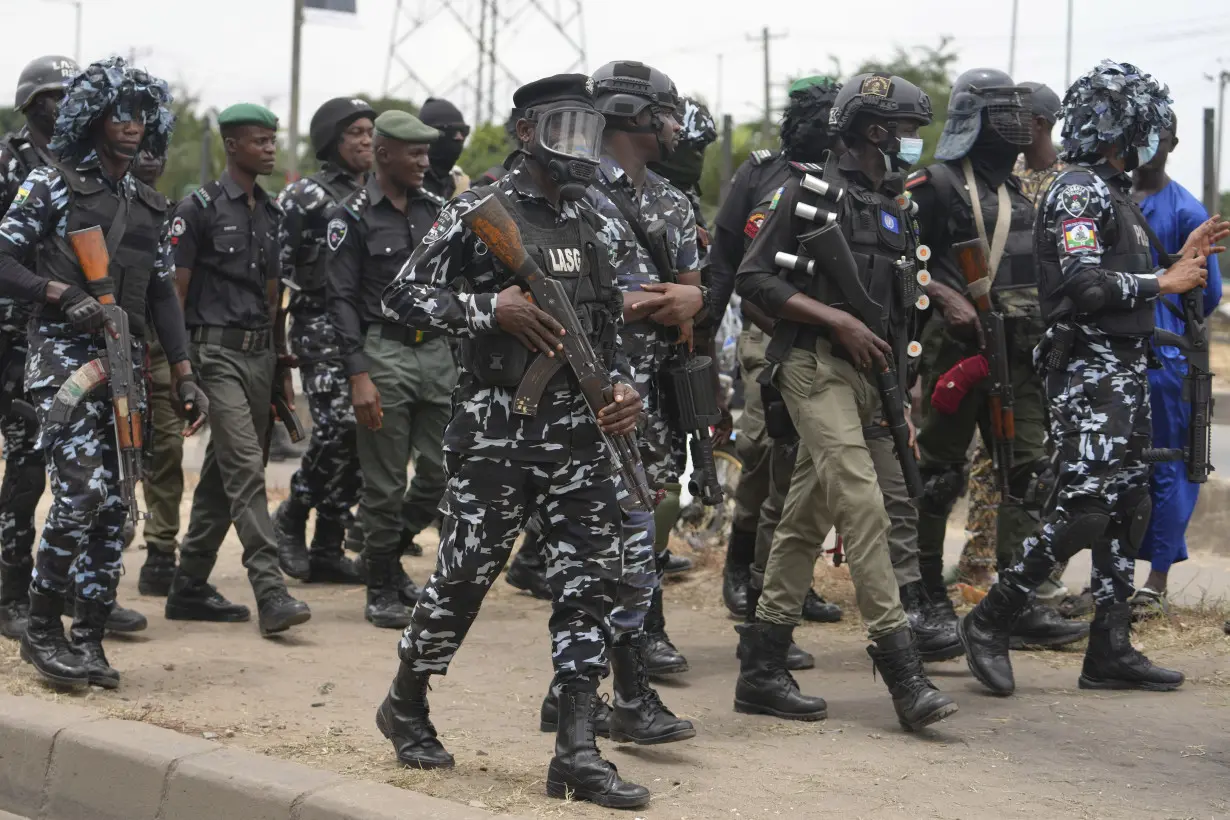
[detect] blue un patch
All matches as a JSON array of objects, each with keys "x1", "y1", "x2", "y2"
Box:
[{"x1": 880, "y1": 210, "x2": 900, "y2": 234}]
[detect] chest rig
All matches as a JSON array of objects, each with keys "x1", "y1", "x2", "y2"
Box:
[
  {"x1": 291, "y1": 170, "x2": 357, "y2": 292},
  {"x1": 37, "y1": 162, "x2": 167, "y2": 337},
  {"x1": 464, "y1": 186, "x2": 621, "y2": 389},
  {"x1": 1037, "y1": 166, "x2": 1155, "y2": 337}
]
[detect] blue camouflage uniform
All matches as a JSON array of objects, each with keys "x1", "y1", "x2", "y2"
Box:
[
  {"x1": 381, "y1": 158, "x2": 630, "y2": 687},
  {"x1": 276, "y1": 164, "x2": 364, "y2": 528}
]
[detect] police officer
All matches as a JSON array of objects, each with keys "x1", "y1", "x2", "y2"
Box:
[
  {"x1": 0, "y1": 57, "x2": 208, "y2": 688},
  {"x1": 272, "y1": 97, "x2": 375, "y2": 585},
  {"x1": 376, "y1": 74, "x2": 650, "y2": 809},
  {"x1": 0, "y1": 54, "x2": 77, "y2": 641},
  {"x1": 326, "y1": 110, "x2": 455, "y2": 629},
  {"x1": 710, "y1": 77, "x2": 846, "y2": 632},
  {"x1": 166, "y1": 103, "x2": 311, "y2": 637},
  {"x1": 418, "y1": 97, "x2": 470, "y2": 199},
  {"x1": 736, "y1": 74, "x2": 958, "y2": 731},
  {"x1": 588, "y1": 60, "x2": 704, "y2": 679},
  {"x1": 960, "y1": 61, "x2": 1224, "y2": 695},
  {"x1": 908, "y1": 68, "x2": 1087, "y2": 649}
]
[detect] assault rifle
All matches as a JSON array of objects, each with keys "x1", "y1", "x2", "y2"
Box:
[
  {"x1": 47, "y1": 226, "x2": 146, "y2": 524},
  {"x1": 460, "y1": 193, "x2": 657, "y2": 512},
  {"x1": 1147, "y1": 288, "x2": 1214, "y2": 482},
  {"x1": 954, "y1": 238, "x2": 1015, "y2": 496},
  {"x1": 643, "y1": 219, "x2": 724, "y2": 507},
  {"x1": 794, "y1": 221, "x2": 924, "y2": 498}
]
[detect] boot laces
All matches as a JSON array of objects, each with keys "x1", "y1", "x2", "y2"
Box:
[{"x1": 632, "y1": 651, "x2": 671, "y2": 715}]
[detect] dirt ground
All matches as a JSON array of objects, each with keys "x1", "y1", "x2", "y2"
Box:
[{"x1": 2, "y1": 467, "x2": 1229, "y2": 819}]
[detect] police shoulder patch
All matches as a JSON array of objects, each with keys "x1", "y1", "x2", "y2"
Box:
[
  {"x1": 11, "y1": 184, "x2": 31, "y2": 207},
  {"x1": 1059, "y1": 183, "x2": 1091, "y2": 217},
  {"x1": 768, "y1": 186, "x2": 784, "y2": 211},
  {"x1": 880, "y1": 209, "x2": 900, "y2": 234},
  {"x1": 170, "y1": 216, "x2": 186, "y2": 237},
  {"x1": 422, "y1": 206, "x2": 456, "y2": 245},
  {"x1": 905, "y1": 168, "x2": 931, "y2": 190},
  {"x1": 1061, "y1": 217, "x2": 1100, "y2": 254},
  {"x1": 326, "y1": 218, "x2": 347, "y2": 252},
  {"x1": 744, "y1": 211, "x2": 766, "y2": 239}
]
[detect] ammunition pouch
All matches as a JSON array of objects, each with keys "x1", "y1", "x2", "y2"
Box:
[{"x1": 463, "y1": 333, "x2": 530, "y2": 388}]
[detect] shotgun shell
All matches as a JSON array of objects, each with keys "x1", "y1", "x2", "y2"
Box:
[
  {"x1": 916, "y1": 245, "x2": 931, "y2": 262},
  {"x1": 907, "y1": 341, "x2": 923, "y2": 358}
]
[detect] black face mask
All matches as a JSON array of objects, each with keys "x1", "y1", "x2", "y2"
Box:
[
  {"x1": 784, "y1": 121, "x2": 834, "y2": 163},
  {"x1": 972, "y1": 127, "x2": 1022, "y2": 172},
  {"x1": 429, "y1": 138, "x2": 464, "y2": 172},
  {"x1": 25, "y1": 94, "x2": 60, "y2": 140}
]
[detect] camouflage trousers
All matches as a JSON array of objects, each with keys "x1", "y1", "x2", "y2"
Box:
[
  {"x1": 288, "y1": 360, "x2": 362, "y2": 526},
  {"x1": 1003, "y1": 352, "x2": 1150, "y2": 607},
  {"x1": 0, "y1": 328, "x2": 44, "y2": 571},
  {"x1": 957, "y1": 443, "x2": 999, "y2": 582},
  {"x1": 399, "y1": 451, "x2": 621, "y2": 688},
  {"x1": 26, "y1": 327, "x2": 145, "y2": 603}
]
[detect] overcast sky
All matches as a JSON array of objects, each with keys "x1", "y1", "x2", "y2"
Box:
[{"x1": 3, "y1": 0, "x2": 1227, "y2": 193}]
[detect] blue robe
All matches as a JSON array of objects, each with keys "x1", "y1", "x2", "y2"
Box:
[{"x1": 1140, "y1": 180, "x2": 1222, "y2": 573}]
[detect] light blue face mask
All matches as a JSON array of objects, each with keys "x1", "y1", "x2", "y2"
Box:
[
  {"x1": 1136, "y1": 130, "x2": 1160, "y2": 166},
  {"x1": 896, "y1": 137, "x2": 925, "y2": 167}
]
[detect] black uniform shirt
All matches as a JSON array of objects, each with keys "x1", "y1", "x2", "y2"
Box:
[
  {"x1": 326, "y1": 176, "x2": 443, "y2": 376},
  {"x1": 710, "y1": 152, "x2": 791, "y2": 317},
  {"x1": 422, "y1": 165, "x2": 457, "y2": 201},
  {"x1": 172, "y1": 170, "x2": 280, "y2": 330}
]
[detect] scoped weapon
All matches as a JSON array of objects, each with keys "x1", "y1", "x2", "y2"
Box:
[
  {"x1": 459, "y1": 193, "x2": 657, "y2": 512},
  {"x1": 954, "y1": 238, "x2": 1014, "y2": 496},
  {"x1": 1146, "y1": 288, "x2": 1214, "y2": 482},
  {"x1": 47, "y1": 226, "x2": 146, "y2": 524}
]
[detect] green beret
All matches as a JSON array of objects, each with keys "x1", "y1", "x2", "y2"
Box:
[
  {"x1": 217, "y1": 103, "x2": 278, "y2": 130},
  {"x1": 788, "y1": 75, "x2": 837, "y2": 95},
  {"x1": 374, "y1": 110, "x2": 438, "y2": 144}
]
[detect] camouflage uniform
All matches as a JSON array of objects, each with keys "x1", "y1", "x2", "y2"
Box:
[
  {"x1": 276, "y1": 164, "x2": 363, "y2": 528},
  {"x1": 0, "y1": 153, "x2": 178, "y2": 605},
  {"x1": 957, "y1": 443, "x2": 998, "y2": 584},
  {"x1": 381, "y1": 159, "x2": 628, "y2": 685}
]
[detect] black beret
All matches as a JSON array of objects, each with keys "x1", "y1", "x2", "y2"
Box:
[{"x1": 512, "y1": 73, "x2": 595, "y2": 111}]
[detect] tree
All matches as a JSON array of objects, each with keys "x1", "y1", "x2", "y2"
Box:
[
  {"x1": 0, "y1": 107, "x2": 22, "y2": 136},
  {"x1": 459, "y1": 122, "x2": 512, "y2": 180}
]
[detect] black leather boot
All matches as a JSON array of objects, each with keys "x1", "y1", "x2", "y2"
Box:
[
  {"x1": 1010, "y1": 602, "x2": 1090, "y2": 649},
  {"x1": 137, "y1": 549, "x2": 177, "y2": 597},
  {"x1": 539, "y1": 685, "x2": 611, "y2": 738},
  {"x1": 663, "y1": 551, "x2": 693, "y2": 575},
  {"x1": 375, "y1": 661, "x2": 455, "y2": 769},
  {"x1": 722, "y1": 529, "x2": 755, "y2": 617},
  {"x1": 867, "y1": 627, "x2": 958, "y2": 731},
  {"x1": 736, "y1": 582, "x2": 814, "y2": 670},
  {"x1": 307, "y1": 518, "x2": 363, "y2": 584},
  {"x1": 65, "y1": 596, "x2": 147, "y2": 634},
  {"x1": 165, "y1": 573, "x2": 252, "y2": 622},
  {"x1": 733, "y1": 621, "x2": 828, "y2": 721},
  {"x1": 0, "y1": 556, "x2": 32, "y2": 640},
  {"x1": 608, "y1": 635, "x2": 696, "y2": 745},
  {"x1": 20, "y1": 587, "x2": 87, "y2": 689},
  {"x1": 546, "y1": 687, "x2": 650, "y2": 809},
  {"x1": 643, "y1": 586, "x2": 687, "y2": 678},
  {"x1": 1078, "y1": 602, "x2": 1184, "y2": 691},
  {"x1": 274, "y1": 500, "x2": 311, "y2": 582},
  {"x1": 505, "y1": 543, "x2": 551, "y2": 600},
  {"x1": 366, "y1": 557, "x2": 413, "y2": 629},
  {"x1": 900, "y1": 581, "x2": 963, "y2": 662},
  {"x1": 801, "y1": 587, "x2": 842, "y2": 623},
  {"x1": 958, "y1": 581, "x2": 1029, "y2": 695},
  {"x1": 257, "y1": 588, "x2": 312, "y2": 636},
  {"x1": 69, "y1": 597, "x2": 120, "y2": 689}
]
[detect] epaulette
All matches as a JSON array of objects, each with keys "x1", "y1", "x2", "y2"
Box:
[
  {"x1": 787, "y1": 161, "x2": 823, "y2": 175},
  {"x1": 421, "y1": 188, "x2": 445, "y2": 207},
  {"x1": 749, "y1": 149, "x2": 778, "y2": 167},
  {"x1": 340, "y1": 186, "x2": 370, "y2": 221},
  {"x1": 904, "y1": 169, "x2": 931, "y2": 190},
  {"x1": 191, "y1": 180, "x2": 224, "y2": 210},
  {"x1": 132, "y1": 178, "x2": 168, "y2": 212}
]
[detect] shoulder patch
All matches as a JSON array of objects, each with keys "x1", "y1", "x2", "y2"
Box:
[
  {"x1": 11, "y1": 183, "x2": 31, "y2": 207},
  {"x1": 170, "y1": 216, "x2": 186, "y2": 237},
  {"x1": 905, "y1": 169, "x2": 931, "y2": 190},
  {"x1": 1059, "y1": 183, "x2": 1091, "y2": 217},
  {"x1": 326, "y1": 218, "x2": 348, "y2": 251},
  {"x1": 880, "y1": 210, "x2": 900, "y2": 234},
  {"x1": 422, "y1": 206, "x2": 456, "y2": 245},
  {"x1": 1061, "y1": 217, "x2": 1100, "y2": 254},
  {"x1": 422, "y1": 188, "x2": 445, "y2": 207},
  {"x1": 768, "y1": 186, "x2": 784, "y2": 211},
  {"x1": 744, "y1": 211, "x2": 766, "y2": 239},
  {"x1": 341, "y1": 187, "x2": 369, "y2": 221},
  {"x1": 190, "y1": 180, "x2": 222, "y2": 211}
]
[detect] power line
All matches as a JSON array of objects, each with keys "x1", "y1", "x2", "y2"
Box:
[{"x1": 746, "y1": 27, "x2": 786, "y2": 145}]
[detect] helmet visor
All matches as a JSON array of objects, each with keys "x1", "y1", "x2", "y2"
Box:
[{"x1": 537, "y1": 107, "x2": 605, "y2": 161}]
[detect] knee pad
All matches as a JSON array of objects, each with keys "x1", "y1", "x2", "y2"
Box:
[
  {"x1": 918, "y1": 466, "x2": 965, "y2": 516},
  {"x1": 1118, "y1": 486, "x2": 1152, "y2": 559},
  {"x1": 1048, "y1": 502, "x2": 1112, "y2": 561}
]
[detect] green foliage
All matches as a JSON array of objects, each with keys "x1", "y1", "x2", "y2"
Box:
[
  {"x1": 459, "y1": 122, "x2": 512, "y2": 180},
  {"x1": 698, "y1": 120, "x2": 764, "y2": 209},
  {"x1": 0, "y1": 107, "x2": 22, "y2": 136}
]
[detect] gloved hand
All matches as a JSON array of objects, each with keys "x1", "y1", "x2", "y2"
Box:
[
  {"x1": 175, "y1": 373, "x2": 210, "y2": 435},
  {"x1": 58, "y1": 285, "x2": 109, "y2": 333},
  {"x1": 930, "y1": 354, "x2": 989, "y2": 415}
]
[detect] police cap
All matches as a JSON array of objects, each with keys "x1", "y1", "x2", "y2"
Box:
[
  {"x1": 217, "y1": 103, "x2": 278, "y2": 131},
  {"x1": 373, "y1": 110, "x2": 438, "y2": 143},
  {"x1": 513, "y1": 74, "x2": 596, "y2": 111},
  {"x1": 1021, "y1": 82, "x2": 1062, "y2": 124}
]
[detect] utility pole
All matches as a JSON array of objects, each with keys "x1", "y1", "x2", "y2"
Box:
[
  {"x1": 1204, "y1": 108, "x2": 1217, "y2": 217},
  {"x1": 1064, "y1": 0, "x2": 1073, "y2": 89},
  {"x1": 716, "y1": 53, "x2": 723, "y2": 120},
  {"x1": 747, "y1": 27, "x2": 785, "y2": 145},
  {"x1": 44, "y1": 0, "x2": 82, "y2": 64},
  {"x1": 1008, "y1": 0, "x2": 1018, "y2": 76},
  {"x1": 1217, "y1": 70, "x2": 1229, "y2": 195},
  {"x1": 476, "y1": 0, "x2": 487, "y2": 127},
  {"x1": 288, "y1": 0, "x2": 304, "y2": 182},
  {"x1": 719, "y1": 114, "x2": 733, "y2": 206}
]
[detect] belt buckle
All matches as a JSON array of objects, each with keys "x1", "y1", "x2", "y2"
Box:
[
  {"x1": 242, "y1": 330, "x2": 253, "y2": 351},
  {"x1": 414, "y1": 330, "x2": 424, "y2": 344}
]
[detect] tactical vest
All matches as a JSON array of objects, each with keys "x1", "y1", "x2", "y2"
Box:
[
  {"x1": 291, "y1": 170, "x2": 357, "y2": 292},
  {"x1": 464, "y1": 186, "x2": 621, "y2": 387},
  {"x1": 36, "y1": 162, "x2": 167, "y2": 337},
  {"x1": 927, "y1": 161, "x2": 1038, "y2": 317},
  {"x1": 1037, "y1": 166, "x2": 1156, "y2": 337}
]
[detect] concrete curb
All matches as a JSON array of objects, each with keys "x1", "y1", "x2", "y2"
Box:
[{"x1": 0, "y1": 694, "x2": 516, "y2": 820}]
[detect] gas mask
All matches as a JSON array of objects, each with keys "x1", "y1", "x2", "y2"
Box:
[{"x1": 527, "y1": 105, "x2": 605, "y2": 201}]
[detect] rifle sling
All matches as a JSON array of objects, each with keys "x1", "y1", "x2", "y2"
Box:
[
  {"x1": 960, "y1": 158, "x2": 1011, "y2": 301},
  {"x1": 593, "y1": 177, "x2": 674, "y2": 282}
]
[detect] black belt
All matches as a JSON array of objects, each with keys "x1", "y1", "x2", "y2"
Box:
[
  {"x1": 378, "y1": 323, "x2": 438, "y2": 346},
  {"x1": 191, "y1": 326, "x2": 272, "y2": 353}
]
